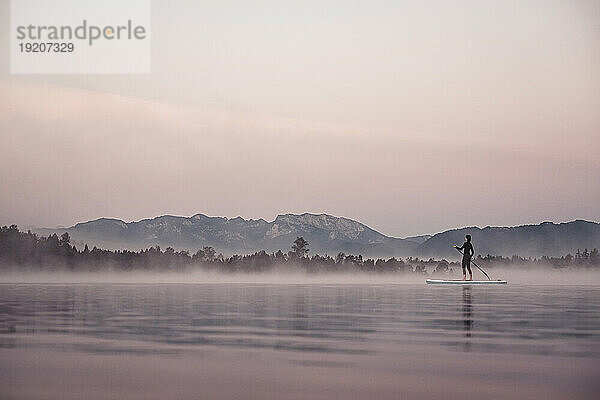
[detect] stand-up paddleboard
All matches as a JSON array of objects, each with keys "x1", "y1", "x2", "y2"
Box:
[{"x1": 426, "y1": 279, "x2": 507, "y2": 285}]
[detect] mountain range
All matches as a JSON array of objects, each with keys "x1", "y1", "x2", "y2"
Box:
[
  {"x1": 418, "y1": 220, "x2": 600, "y2": 258},
  {"x1": 35, "y1": 214, "x2": 600, "y2": 259}
]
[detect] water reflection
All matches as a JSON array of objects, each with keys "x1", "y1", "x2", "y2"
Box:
[
  {"x1": 0, "y1": 283, "x2": 599, "y2": 359},
  {"x1": 462, "y1": 286, "x2": 472, "y2": 338},
  {"x1": 461, "y1": 286, "x2": 473, "y2": 353}
]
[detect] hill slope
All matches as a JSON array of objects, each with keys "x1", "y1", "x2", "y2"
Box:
[{"x1": 418, "y1": 220, "x2": 600, "y2": 258}]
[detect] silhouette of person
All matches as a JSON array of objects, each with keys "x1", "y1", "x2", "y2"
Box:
[{"x1": 454, "y1": 235, "x2": 474, "y2": 281}]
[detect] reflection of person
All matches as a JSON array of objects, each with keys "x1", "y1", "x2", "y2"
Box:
[
  {"x1": 454, "y1": 235, "x2": 474, "y2": 281},
  {"x1": 462, "y1": 286, "x2": 472, "y2": 339}
]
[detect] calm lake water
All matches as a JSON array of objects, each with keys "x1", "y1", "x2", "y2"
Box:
[{"x1": 1, "y1": 281, "x2": 599, "y2": 399}]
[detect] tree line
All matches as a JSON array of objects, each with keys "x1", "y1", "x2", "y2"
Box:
[{"x1": 0, "y1": 225, "x2": 598, "y2": 273}]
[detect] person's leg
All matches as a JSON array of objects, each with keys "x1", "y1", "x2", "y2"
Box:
[
  {"x1": 467, "y1": 260, "x2": 472, "y2": 280},
  {"x1": 462, "y1": 259, "x2": 467, "y2": 280}
]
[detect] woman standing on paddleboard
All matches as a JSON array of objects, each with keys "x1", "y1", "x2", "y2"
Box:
[{"x1": 454, "y1": 235, "x2": 474, "y2": 281}]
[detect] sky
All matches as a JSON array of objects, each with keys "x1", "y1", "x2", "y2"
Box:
[{"x1": 1, "y1": 0, "x2": 599, "y2": 237}]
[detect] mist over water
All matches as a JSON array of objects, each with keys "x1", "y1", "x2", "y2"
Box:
[{"x1": 2, "y1": 265, "x2": 600, "y2": 285}]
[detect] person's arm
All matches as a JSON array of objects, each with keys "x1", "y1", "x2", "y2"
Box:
[
  {"x1": 469, "y1": 244, "x2": 474, "y2": 257},
  {"x1": 455, "y1": 243, "x2": 464, "y2": 250}
]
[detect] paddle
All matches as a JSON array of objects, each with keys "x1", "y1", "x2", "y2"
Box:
[{"x1": 454, "y1": 247, "x2": 491, "y2": 280}]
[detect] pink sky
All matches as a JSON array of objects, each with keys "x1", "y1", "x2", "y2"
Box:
[{"x1": 0, "y1": 0, "x2": 598, "y2": 236}]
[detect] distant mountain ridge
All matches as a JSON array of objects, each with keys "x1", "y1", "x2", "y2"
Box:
[
  {"x1": 35, "y1": 215, "x2": 600, "y2": 258},
  {"x1": 36, "y1": 213, "x2": 417, "y2": 258},
  {"x1": 404, "y1": 234, "x2": 432, "y2": 244},
  {"x1": 418, "y1": 220, "x2": 600, "y2": 258}
]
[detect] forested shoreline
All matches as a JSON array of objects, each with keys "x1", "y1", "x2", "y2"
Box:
[{"x1": 1, "y1": 225, "x2": 598, "y2": 274}]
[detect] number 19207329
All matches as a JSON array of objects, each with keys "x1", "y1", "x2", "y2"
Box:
[{"x1": 19, "y1": 42, "x2": 74, "y2": 52}]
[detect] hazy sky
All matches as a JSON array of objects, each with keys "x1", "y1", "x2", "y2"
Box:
[{"x1": 1, "y1": 0, "x2": 599, "y2": 237}]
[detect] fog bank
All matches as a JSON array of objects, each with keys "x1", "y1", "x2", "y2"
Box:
[{"x1": 2, "y1": 266, "x2": 600, "y2": 286}]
